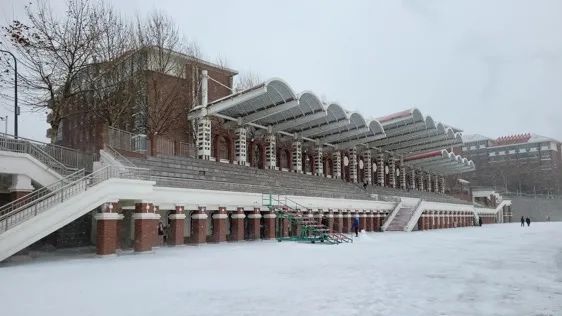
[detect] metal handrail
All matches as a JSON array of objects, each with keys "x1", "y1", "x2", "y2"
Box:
[
  {"x1": 104, "y1": 145, "x2": 137, "y2": 168},
  {"x1": 0, "y1": 133, "x2": 93, "y2": 173},
  {"x1": 0, "y1": 168, "x2": 85, "y2": 218},
  {"x1": 0, "y1": 166, "x2": 150, "y2": 233}
]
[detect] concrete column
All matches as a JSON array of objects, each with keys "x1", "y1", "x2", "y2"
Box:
[
  {"x1": 211, "y1": 207, "x2": 227, "y2": 243},
  {"x1": 332, "y1": 151, "x2": 341, "y2": 179},
  {"x1": 417, "y1": 170, "x2": 424, "y2": 191},
  {"x1": 292, "y1": 139, "x2": 302, "y2": 173},
  {"x1": 434, "y1": 175, "x2": 439, "y2": 193},
  {"x1": 364, "y1": 151, "x2": 372, "y2": 185},
  {"x1": 349, "y1": 147, "x2": 358, "y2": 183},
  {"x1": 246, "y1": 208, "x2": 262, "y2": 240},
  {"x1": 410, "y1": 168, "x2": 416, "y2": 190},
  {"x1": 265, "y1": 134, "x2": 276, "y2": 169},
  {"x1": 399, "y1": 157, "x2": 406, "y2": 190},
  {"x1": 9, "y1": 174, "x2": 33, "y2": 201},
  {"x1": 168, "y1": 205, "x2": 186, "y2": 246},
  {"x1": 333, "y1": 211, "x2": 343, "y2": 233},
  {"x1": 196, "y1": 117, "x2": 212, "y2": 160},
  {"x1": 427, "y1": 173, "x2": 432, "y2": 192},
  {"x1": 314, "y1": 145, "x2": 323, "y2": 176},
  {"x1": 262, "y1": 212, "x2": 276, "y2": 240},
  {"x1": 133, "y1": 202, "x2": 160, "y2": 252},
  {"x1": 440, "y1": 176, "x2": 446, "y2": 194},
  {"x1": 235, "y1": 127, "x2": 247, "y2": 165},
  {"x1": 389, "y1": 158, "x2": 396, "y2": 188},
  {"x1": 190, "y1": 206, "x2": 208, "y2": 244},
  {"x1": 377, "y1": 154, "x2": 385, "y2": 186},
  {"x1": 94, "y1": 202, "x2": 123, "y2": 256},
  {"x1": 229, "y1": 208, "x2": 245, "y2": 241}
]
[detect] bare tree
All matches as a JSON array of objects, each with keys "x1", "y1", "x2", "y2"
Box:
[
  {"x1": 234, "y1": 71, "x2": 262, "y2": 92},
  {"x1": 1, "y1": 0, "x2": 105, "y2": 140}
]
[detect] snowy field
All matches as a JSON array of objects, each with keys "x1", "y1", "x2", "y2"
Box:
[{"x1": 1, "y1": 223, "x2": 561, "y2": 316}]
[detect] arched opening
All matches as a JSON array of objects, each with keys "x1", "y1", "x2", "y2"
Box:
[
  {"x1": 278, "y1": 148, "x2": 291, "y2": 170},
  {"x1": 358, "y1": 156, "x2": 365, "y2": 184},
  {"x1": 324, "y1": 157, "x2": 333, "y2": 177},
  {"x1": 342, "y1": 154, "x2": 350, "y2": 182},
  {"x1": 213, "y1": 134, "x2": 231, "y2": 162},
  {"x1": 250, "y1": 142, "x2": 265, "y2": 169}
]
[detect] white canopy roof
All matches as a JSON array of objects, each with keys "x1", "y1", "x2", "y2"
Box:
[{"x1": 188, "y1": 78, "x2": 471, "y2": 175}]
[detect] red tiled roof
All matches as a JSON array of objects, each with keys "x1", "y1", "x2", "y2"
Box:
[{"x1": 494, "y1": 133, "x2": 531, "y2": 146}]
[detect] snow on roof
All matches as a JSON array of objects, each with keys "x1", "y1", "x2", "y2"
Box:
[{"x1": 462, "y1": 134, "x2": 491, "y2": 143}]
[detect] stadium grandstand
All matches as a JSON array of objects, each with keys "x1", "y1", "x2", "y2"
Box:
[{"x1": 0, "y1": 49, "x2": 512, "y2": 262}]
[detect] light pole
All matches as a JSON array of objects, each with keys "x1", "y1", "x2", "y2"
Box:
[{"x1": 0, "y1": 49, "x2": 18, "y2": 138}]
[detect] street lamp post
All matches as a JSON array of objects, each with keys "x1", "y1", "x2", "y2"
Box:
[{"x1": 0, "y1": 49, "x2": 18, "y2": 138}]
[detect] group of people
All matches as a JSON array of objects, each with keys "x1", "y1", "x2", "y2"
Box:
[{"x1": 520, "y1": 216, "x2": 531, "y2": 227}]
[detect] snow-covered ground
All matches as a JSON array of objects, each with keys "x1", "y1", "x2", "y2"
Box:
[{"x1": 1, "y1": 223, "x2": 561, "y2": 316}]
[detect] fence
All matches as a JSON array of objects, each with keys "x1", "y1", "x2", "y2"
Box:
[{"x1": 107, "y1": 126, "x2": 195, "y2": 158}]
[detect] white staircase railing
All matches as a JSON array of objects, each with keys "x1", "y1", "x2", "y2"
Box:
[
  {"x1": 381, "y1": 200, "x2": 403, "y2": 231},
  {"x1": 0, "y1": 166, "x2": 149, "y2": 234},
  {"x1": 0, "y1": 133, "x2": 94, "y2": 174},
  {"x1": 404, "y1": 199, "x2": 425, "y2": 232}
]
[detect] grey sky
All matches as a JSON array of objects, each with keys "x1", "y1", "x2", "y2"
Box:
[{"x1": 1, "y1": 0, "x2": 561, "y2": 141}]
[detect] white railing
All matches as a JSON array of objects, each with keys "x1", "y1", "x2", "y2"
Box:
[
  {"x1": 381, "y1": 200, "x2": 403, "y2": 231},
  {"x1": 0, "y1": 133, "x2": 94, "y2": 173},
  {"x1": 404, "y1": 199, "x2": 425, "y2": 232},
  {"x1": 0, "y1": 166, "x2": 150, "y2": 234}
]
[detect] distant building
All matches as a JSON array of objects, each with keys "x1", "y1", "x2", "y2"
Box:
[{"x1": 457, "y1": 133, "x2": 562, "y2": 195}]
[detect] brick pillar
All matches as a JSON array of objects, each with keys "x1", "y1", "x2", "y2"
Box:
[
  {"x1": 417, "y1": 212, "x2": 424, "y2": 230},
  {"x1": 229, "y1": 208, "x2": 245, "y2": 241},
  {"x1": 246, "y1": 208, "x2": 262, "y2": 240},
  {"x1": 365, "y1": 212, "x2": 373, "y2": 232},
  {"x1": 323, "y1": 210, "x2": 334, "y2": 232},
  {"x1": 359, "y1": 211, "x2": 367, "y2": 231},
  {"x1": 373, "y1": 211, "x2": 379, "y2": 231},
  {"x1": 262, "y1": 212, "x2": 276, "y2": 240},
  {"x1": 333, "y1": 211, "x2": 343, "y2": 233},
  {"x1": 211, "y1": 207, "x2": 227, "y2": 243},
  {"x1": 342, "y1": 212, "x2": 351, "y2": 233},
  {"x1": 168, "y1": 205, "x2": 186, "y2": 246},
  {"x1": 94, "y1": 202, "x2": 123, "y2": 256},
  {"x1": 281, "y1": 216, "x2": 290, "y2": 237},
  {"x1": 133, "y1": 202, "x2": 160, "y2": 252},
  {"x1": 190, "y1": 207, "x2": 208, "y2": 244}
]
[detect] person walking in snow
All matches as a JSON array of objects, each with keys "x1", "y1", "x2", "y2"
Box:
[
  {"x1": 158, "y1": 221, "x2": 165, "y2": 245},
  {"x1": 521, "y1": 216, "x2": 525, "y2": 227},
  {"x1": 525, "y1": 217, "x2": 531, "y2": 227},
  {"x1": 352, "y1": 215, "x2": 360, "y2": 237}
]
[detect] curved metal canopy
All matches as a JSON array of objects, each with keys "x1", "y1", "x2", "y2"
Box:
[
  {"x1": 188, "y1": 79, "x2": 469, "y2": 176},
  {"x1": 403, "y1": 149, "x2": 475, "y2": 176}
]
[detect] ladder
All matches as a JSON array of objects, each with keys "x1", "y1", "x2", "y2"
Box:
[{"x1": 262, "y1": 194, "x2": 353, "y2": 244}]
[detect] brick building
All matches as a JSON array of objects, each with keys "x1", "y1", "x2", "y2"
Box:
[
  {"x1": 51, "y1": 46, "x2": 237, "y2": 154},
  {"x1": 457, "y1": 133, "x2": 562, "y2": 195}
]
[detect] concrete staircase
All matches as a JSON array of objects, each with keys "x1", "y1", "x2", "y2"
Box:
[
  {"x1": 385, "y1": 207, "x2": 417, "y2": 231},
  {"x1": 131, "y1": 155, "x2": 373, "y2": 200}
]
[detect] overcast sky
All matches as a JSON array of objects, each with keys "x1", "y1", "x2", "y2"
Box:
[{"x1": 1, "y1": 0, "x2": 561, "y2": 141}]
